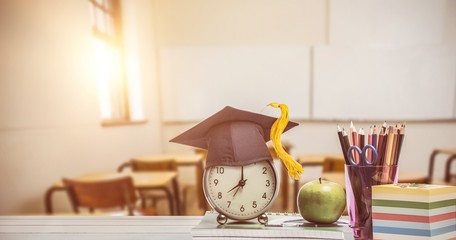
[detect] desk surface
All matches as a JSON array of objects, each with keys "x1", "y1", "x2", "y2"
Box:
[
  {"x1": 132, "y1": 154, "x2": 203, "y2": 165},
  {"x1": 296, "y1": 154, "x2": 342, "y2": 166},
  {"x1": 131, "y1": 153, "x2": 207, "y2": 209},
  {"x1": 54, "y1": 171, "x2": 177, "y2": 189},
  {"x1": 0, "y1": 216, "x2": 201, "y2": 240}
]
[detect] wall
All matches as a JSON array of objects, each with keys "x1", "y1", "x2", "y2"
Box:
[
  {"x1": 155, "y1": 0, "x2": 456, "y2": 122},
  {"x1": 157, "y1": 0, "x2": 456, "y2": 181},
  {"x1": 0, "y1": 0, "x2": 162, "y2": 214}
]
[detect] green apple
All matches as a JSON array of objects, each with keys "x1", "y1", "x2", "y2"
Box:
[{"x1": 297, "y1": 178, "x2": 346, "y2": 224}]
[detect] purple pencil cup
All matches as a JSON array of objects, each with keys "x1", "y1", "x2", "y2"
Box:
[{"x1": 344, "y1": 165, "x2": 398, "y2": 240}]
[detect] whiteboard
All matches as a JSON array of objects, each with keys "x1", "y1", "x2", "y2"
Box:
[
  {"x1": 329, "y1": 0, "x2": 447, "y2": 47},
  {"x1": 313, "y1": 46, "x2": 456, "y2": 120},
  {"x1": 159, "y1": 46, "x2": 311, "y2": 121},
  {"x1": 159, "y1": 45, "x2": 456, "y2": 121}
]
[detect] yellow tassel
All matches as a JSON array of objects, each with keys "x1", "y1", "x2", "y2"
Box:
[{"x1": 268, "y1": 102, "x2": 303, "y2": 180}]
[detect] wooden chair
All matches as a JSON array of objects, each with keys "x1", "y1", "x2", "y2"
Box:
[
  {"x1": 62, "y1": 176, "x2": 155, "y2": 216},
  {"x1": 427, "y1": 149, "x2": 456, "y2": 185},
  {"x1": 193, "y1": 148, "x2": 208, "y2": 161},
  {"x1": 322, "y1": 155, "x2": 346, "y2": 173},
  {"x1": 118, "y1": 158, "x2": 179, "y2": 214}
]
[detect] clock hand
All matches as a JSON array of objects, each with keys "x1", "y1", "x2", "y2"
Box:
[
  {"x1": 241, "y1": 166, "x2": 244, "y2": 181},
  {"x1": 227, "y1": 166, "x2": 245, "y2": 193},
  {"x1": 233, "y1": 185, "x2": 240, "y2": 198},
  {"x1": 227, "y1": 183, "x2": 240, "y2": 193},
  {"x1": 232, "y1": 179, "x2": 248, "y2": 198}
]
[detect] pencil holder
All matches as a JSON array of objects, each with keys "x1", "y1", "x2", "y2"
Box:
[{"x1": 344, "y1": 165, "x2": 398, "y2": 240}]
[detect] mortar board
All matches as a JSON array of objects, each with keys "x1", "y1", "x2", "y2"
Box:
[{"x1": 170, "y1": 106, "x2": 298, "y2": 168}]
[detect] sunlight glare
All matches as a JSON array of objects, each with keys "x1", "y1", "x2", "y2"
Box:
[{"x1": 93, "y1": 38, "x2": 112, "y2": 119}]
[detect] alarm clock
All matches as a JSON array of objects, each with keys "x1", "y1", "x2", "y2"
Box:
[
  {"x1": 203, "y1": 160, "x2": 279, "y2": 224},
  {"x1": 170, "y1": 106, "x2": 299, "y2": 225}
]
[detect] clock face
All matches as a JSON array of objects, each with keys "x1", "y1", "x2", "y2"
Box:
[{"x1": 203, "y1": 160, "x2": 278, "y2": 220}]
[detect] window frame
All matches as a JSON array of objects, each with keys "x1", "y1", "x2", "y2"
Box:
[{"x1": 89, "y1": 0, "x2": 146, "y2": 127}]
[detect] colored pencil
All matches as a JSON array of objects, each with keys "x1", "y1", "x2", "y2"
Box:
[
  {"x1": 384, "y1": 126, "x2": 395, "y2": 166},
  {"x1": 390, "y1": 126, "x2": 399, "y2": 166},
  {"x1": 359, "y1": 128, "x2": 365, "y2": 148},
  {"x1": 368, "y1": 126, "x2": 373, "y2": 160},
  {"x1": 349, "y1": 121, "x2": 359, "y2": 163},
  {"x1": 342, "y1": 128, "x2": 351, "y2": 163},
  {"x1": 337, "y1": 125, "x2": 350, "y2": 164},
  {"x1": 395, "y1": 123, "x2": 406, "y2": 165},
  {"x1": 372, "y1": 125, "x2": 378, "y2": 150},
  {"x1": 376, "y1": 127, "x2": 386, "y2": 166}
]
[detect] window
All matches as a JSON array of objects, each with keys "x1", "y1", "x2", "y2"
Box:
[{"x1": 89, "y1": 0, "x2": 145, "y2": 126}]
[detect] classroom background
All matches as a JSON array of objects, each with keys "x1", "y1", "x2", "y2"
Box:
[{"x1": 0, "y1": 0, "x2": 455, "y2": 216}]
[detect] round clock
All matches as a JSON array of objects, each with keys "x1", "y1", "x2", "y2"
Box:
[
  {"x1": 203, "y1": 160, "x2": 279, "y2": 224},
  {"x1": 169, "y1": 105, "x2": 300, "y2": 225}
]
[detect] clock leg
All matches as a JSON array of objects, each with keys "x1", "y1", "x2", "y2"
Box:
[
  {"x1": 216, "y1": 214, "x2": 228, "y2": 225},
  {"x1": 258, "y1": 214, "x2": 268, "y2": 224}
]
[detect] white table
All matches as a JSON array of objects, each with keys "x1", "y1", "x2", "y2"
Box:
[{"x1": 0, "y1": 216, "x2": 201, "y2": 240}]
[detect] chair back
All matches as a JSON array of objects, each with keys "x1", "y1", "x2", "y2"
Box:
[
  {"x1": 63, "y1": 176, "x2": 137, "y2": 215},
  {"x1": 194, "y1": 148, "x2": 208, "y2": 161},
  {"x1": 130, "y1": 158, "x2": 177, "y2": 172},
  {"x1": 322, "y1": 156, "x2": 346, "y2": 173}
]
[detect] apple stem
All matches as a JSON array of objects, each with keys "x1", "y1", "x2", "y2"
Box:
[{"x1": 319, "y1": 177, "x2": 322, "y2": 184}]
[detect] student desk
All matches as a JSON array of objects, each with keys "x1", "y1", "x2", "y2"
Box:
[
  {"x1": 296, "y1": 153, "x2": 343, "y2": 167},
  {"x1": 0, "y1": 216, "x2": 200, "y2": 240},
  {"x1": 130, "y1": 154, "x2": 206, "y2": 210},
  {"x1": 44, "y1": 172, "x2": 180, "y2": 215}
]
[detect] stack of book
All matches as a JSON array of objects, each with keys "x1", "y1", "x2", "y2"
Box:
[
  {"x1": 191, "y1": 211, "x2": 353, "y2": 239},
  {"x1": 372, "y1": 184, "x2": 456, "y2": 240}
]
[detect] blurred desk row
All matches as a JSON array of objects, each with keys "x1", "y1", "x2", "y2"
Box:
[
  {"x1": 44, "y1": 149, "x2": 454, "y2": 215},
  {"x1": 44, "y1": 154, "x2": 204, "y2": 216}
]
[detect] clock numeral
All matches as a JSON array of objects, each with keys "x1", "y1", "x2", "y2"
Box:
[
  {"x1": 214, "y1": 179, "x2": 219, "y2": 186},
  {"x1": 265, "y1": 180, "x2": 270, "y2": 187},
  {"x1": 252, "y1": 201, "x2": 257, "y2": 208},
  {"x1": 240, "y1": 205, "x2": 245, "y2": 212},
  {"x1": 262, "y1": 167, "x2": 267, "y2": 174},
  {"x1": 227, "y1": 201, "x2": 231, "y2": 208},
  {"x1": 262, "y1": 192, "x2": 267, "y2": 199},
  {"x1": 216, "y1": 167, "x2": 224, "y2": 174},
  {"x1": 218, "y1": 192, "x2": 222, "y2": 199}
]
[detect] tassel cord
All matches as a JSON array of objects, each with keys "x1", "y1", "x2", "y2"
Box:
[{"x1": 268, "y1": 103, "x2": 303, "y2": 180}]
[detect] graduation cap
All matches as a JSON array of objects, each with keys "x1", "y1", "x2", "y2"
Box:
[{"x1": 170, "y1": 105, "x2": 303, "y2": 179}]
